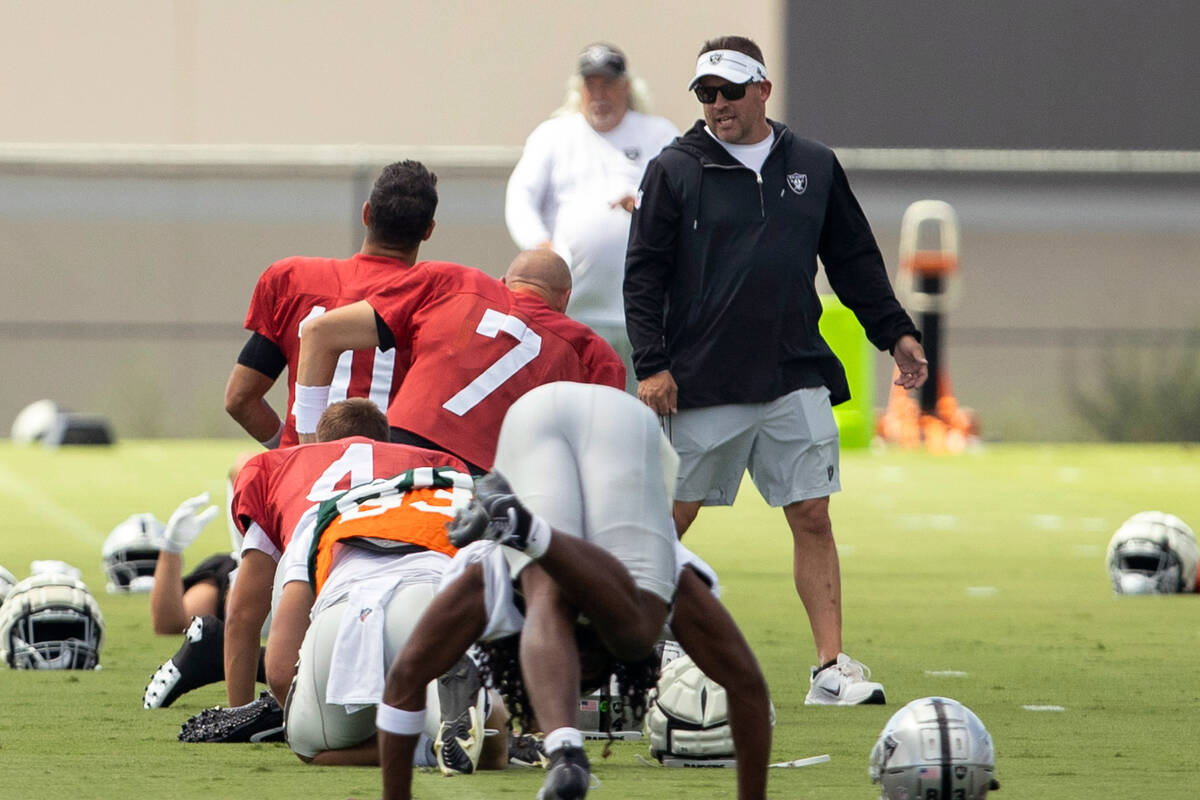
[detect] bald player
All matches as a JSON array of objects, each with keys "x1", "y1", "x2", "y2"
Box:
[{"x1": 293, "y1": 251, "x2": 625, "y2": 471}]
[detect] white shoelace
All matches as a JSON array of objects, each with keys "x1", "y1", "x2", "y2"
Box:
[
  {"x1": 836, "y1": 657, "x2": 870, "y2": 680},
  {"x1": 816, "y1": 654, "x2": 871, "y2": 682}
]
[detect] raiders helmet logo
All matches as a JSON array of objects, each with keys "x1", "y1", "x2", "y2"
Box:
[
  {"x1": 787, "y1": 173, "x2": 808, "y2": 195},
  {"x1": 623, "y1": 147, "x2": 641, "y2": 161},
  {"x1": 708, "y1": 52, "x2": 723, "y2": 64}
]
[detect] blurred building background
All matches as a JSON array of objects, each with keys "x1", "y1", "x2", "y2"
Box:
[{"x1": 1, "y1": 1, "x2": 1197, "y2": 440}]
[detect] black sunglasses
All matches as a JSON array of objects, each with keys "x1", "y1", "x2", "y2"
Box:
[{"x1": 694, "y1": 82, "x2": 751, "y2": 104}]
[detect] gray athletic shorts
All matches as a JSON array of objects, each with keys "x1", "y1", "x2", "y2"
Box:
[
  {"x1": 671, "y1": 386, "x2": 841, "y2": 507},
  {"x1": 285, "y1": 584, "x2": 440, "y2": 758},
  {"x1": 493, "y1": 381, "x2": 677, "y2": 604}
]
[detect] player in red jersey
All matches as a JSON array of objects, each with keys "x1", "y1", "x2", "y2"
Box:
[
  {"x1": 222, "y1": 400, "x2": 471, "y2": 708},
  {"x1": 293, "y1": 249, "x2": 624, "y2": 470},
  {"x1": 224, "y1": 160, "x2": 438, "y2": 450}
]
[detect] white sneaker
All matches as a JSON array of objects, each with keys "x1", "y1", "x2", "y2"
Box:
[{"x1": 804, "y1": 653, "x2": 886, "y2": 705}]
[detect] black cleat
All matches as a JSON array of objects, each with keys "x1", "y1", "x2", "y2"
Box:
[
  {"x1": 509, "y1": 732, "x2": 549, "y2": 768},
  {"x1": 434, "y1": 654, "x2": 486, "y2": 775},
  {"x1": 178, "y1": 691, "x2": 285, "y2": 743},
  {"x1": 143, "y1": 615, "x2": 224, "y2": 709},
  {"x1": 537, "y1": 745, "x2": 590, "y2": 799}
]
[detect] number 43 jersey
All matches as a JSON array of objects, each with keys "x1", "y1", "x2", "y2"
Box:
[
  {"x1": 242, "y1": 253, "x2": 416, "y2": 448},
  {"x1": 368, "y1": 262, "x2": 625, "y2": 470},
  {"x1": 231, "y1": 437, "x2": 469, "y2": 559}
]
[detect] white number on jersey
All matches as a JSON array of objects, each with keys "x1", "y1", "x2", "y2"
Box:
[
  {"x1": 306, "y1": 441, "x2": 375, "y2": 502},
  {"x1": 299, "y1": 305, "x2": 394, "y2": 408},
  {"x1": 442, "y1": 309, "x2": 543, "y2": 416}
]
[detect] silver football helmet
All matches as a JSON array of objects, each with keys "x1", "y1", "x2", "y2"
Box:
[
  {"x1": 10, "y1": 398, "x2": 60, "y2": 444},
  {"x1": 869, "y1": 696, "x2": 998, "y2": 800},
  {"x1": 1106, "y1": 511, "x2": 1199, "y2": 595},
  {"x1": 101, "y1": 513, "x2": 165, "y2": 593},
  {"x1": 0, "y1": 573, "x2": 106, "y2": 669}
]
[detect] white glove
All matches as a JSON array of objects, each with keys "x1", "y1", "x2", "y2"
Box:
[{"x1": 162, "y1": 492, "x2": 219, "y2": 554}]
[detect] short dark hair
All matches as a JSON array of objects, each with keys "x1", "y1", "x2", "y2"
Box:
[
  {"x1": 316, "y1": 398, "x2": 390, "y2": 443},
  {"x1": 698, "y1": 35, "x2": 764, "y2": 67},
  {"x1": 367, "y1": 160, "x2": 438, "y2": 250}
]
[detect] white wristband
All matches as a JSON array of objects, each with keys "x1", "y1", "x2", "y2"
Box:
[
  {"x1": 525, "y1": 514, "x2": 552, "y2": 560},
  {"x1": 258, "y1": 420, "x2": 284, "y2": 449},
  {"x1": 292, "y1": 384, "x2": 330, "y2": 435},
  {"x1": 375, "y1": 704, "x2": 426, "y2": 736}
]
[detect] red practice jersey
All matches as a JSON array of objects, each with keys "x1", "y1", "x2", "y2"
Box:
[
  {"x1": 370, "y1": 263, "x2": 625, "y2": 469},
  {"x1": 231, "y1": 436, "x2": 468, "y2": 556},
  {"x1": 243, "y1": 253, "x2": 414, "y2": 447}
]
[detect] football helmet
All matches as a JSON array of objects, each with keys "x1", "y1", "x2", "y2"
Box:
[
  {"x1": 0, "y1": 565, "x2": 17, "y2": 606},
  {"x1": 102, "y1": 513, "x2": 165, "y2": 593},
  {"x1": 869, "y1": 696, "x2": 998, "y2": 800},
  {"x1": 1106, "y1": 511, "x2": 1199, "y2": 595},
  {"x1": 646, "y1": 653, "x2": 734, "y2": 760},
  {"x1": 0, "y1": 573, "x2": 105, "y2": 669},
  {"x1": 10, "y1": 398, "x2": 60, "y2": 444}
]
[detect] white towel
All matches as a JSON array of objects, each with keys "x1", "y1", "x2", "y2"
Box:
[{"x1": 325, "y1": 574, "x2": 399, "y2": 712}]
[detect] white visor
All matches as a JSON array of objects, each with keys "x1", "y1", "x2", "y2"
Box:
[{"x1": 688, "y1": 49, "x2": 768, "y2": 90}]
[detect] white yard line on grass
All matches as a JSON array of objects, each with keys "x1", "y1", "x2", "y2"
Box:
[{"x1": 0, "y1": 462, "x2": 106, "y2": 544}]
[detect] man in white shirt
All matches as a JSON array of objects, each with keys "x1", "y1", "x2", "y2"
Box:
[{"x1": 505, "y1": 43, "x2": 679, "y2": 389}]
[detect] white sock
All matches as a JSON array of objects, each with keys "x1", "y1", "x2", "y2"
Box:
[{"x1": 544, "y1": 726, "x2": 583, "y2": 754}]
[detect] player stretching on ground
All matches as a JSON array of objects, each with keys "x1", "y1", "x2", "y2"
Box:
[
  {"x1": 376, "y1": 382, "x2": 772, "y2": 800},
  {"x1": 270, "y1": 401, "x2": 508, "y2": 769}
]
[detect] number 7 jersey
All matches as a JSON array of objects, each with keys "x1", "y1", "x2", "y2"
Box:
[{"x1": 369, "y1": 262, "x2": 626, "y2": 470}]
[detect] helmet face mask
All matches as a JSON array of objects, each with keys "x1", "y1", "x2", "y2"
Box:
[
  {"x1": 101, "y1": 514, "x2": 165, "y2": 594},
  {"x1": 9, "y1": 606, "x2": 102, "y2": 669},
  {"x1": 869, "y1": 696, "x2": 997, "y2": 800},
  {"x1": 1112, "y1": 541, "x2": 1181, "y2": 594},
  {"x1": 1106, "y1": 511, "x2": 1199, "y2": 595},
  {"x1": 0, "y1": 574, "x2": 105, "y2": 670},
  {"x1": 104, "y1": 548, "x2": 161, "y2": 592}
]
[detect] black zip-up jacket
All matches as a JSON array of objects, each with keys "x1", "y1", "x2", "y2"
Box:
[{"x1": 624, "y1": 119, "x2": 919, "y2": 408}]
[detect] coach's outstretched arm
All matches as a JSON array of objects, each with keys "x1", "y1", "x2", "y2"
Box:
[{"x1": 294, "y1": 300, "x2": 381, "y2": 443}]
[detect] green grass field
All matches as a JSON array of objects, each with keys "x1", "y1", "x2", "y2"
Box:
[{"x1": 1, "y1": 440, "x2": 1198, "y2": 799}]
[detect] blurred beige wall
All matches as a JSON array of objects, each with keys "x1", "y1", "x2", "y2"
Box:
[{"x1": 1, "y1": 1, "x2": 783, "y2": 146}]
